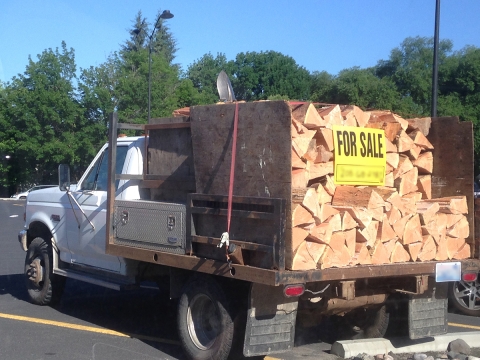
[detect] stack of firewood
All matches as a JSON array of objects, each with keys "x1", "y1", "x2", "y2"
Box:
[{"x1": 289, "y1": 102, "x2": 470, "y2": 270}]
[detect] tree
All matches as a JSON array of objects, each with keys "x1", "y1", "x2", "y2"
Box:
[
  {"x1": 186, "y1": 53, "x2": 234, "y2": 104},
  {"x1": 122, "y1": 10, "x2": 178, "y2": 64},
  {"x1": 375, "y1": 36, "x2": 454, "y2": 115},
  {"x1": 232, "y1": 51, "x2": 311, "y2": 101},
  {"x1": 2, "y1": 42, "x2": 100, "y2": 185}
]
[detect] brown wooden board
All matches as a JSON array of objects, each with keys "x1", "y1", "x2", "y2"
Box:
[
  {"x1": 190, "y1": 101, "x2": 293, "y2": 266},
  {"x1": 147, "y1": 117, "x2": 196, "y2": 203},
  {"x1": 427, "y1": 117, "x2": 476, "y2": 257}
]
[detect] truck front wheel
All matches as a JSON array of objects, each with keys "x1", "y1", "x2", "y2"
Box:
[
  {"x1": 177, "y1": 276, "x2": 234, "y2": 360},
  {"x1": 24, "y1": 237, "x2": 65, "y2": 306}
]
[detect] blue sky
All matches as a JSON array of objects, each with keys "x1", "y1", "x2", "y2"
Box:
[{"x1": 1, "y1": 0, "x2": 480, "y2": 84}]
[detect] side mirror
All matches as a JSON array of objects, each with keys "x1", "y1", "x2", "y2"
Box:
[{"x1": 58, "y1": 164, "x2": 71, "y2": 192}]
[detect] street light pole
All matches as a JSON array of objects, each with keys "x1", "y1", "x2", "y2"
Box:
[
  {"x1": 431, "y1": 0, "x2": 440, "y2": 117},
  {"x1": 146, "y1": 10, "x2": 174, "y2": 124}
]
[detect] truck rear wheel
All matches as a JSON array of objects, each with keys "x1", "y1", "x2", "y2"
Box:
[
  {"x1": 24, "y1": 237, "x2": 65, "y2": 306},
  {"x1": 177, "y1": 276, "x2": 234, "y2": 360}
]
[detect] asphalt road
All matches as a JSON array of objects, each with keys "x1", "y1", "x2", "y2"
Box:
[{"x1": 0, "y1": 198, "x2": 479, "y2": 360}]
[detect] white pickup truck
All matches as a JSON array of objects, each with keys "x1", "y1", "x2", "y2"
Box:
[
  {"x1": 17, "y1": 104, "x2": 480, "y2": 360},
  {"x1": 19, "y1": 135, "x2": 145, "y2": 303}
]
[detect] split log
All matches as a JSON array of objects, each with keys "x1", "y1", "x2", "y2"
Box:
[
  {"x1": 291, "y1": 241, "x2": 317, "y2": 270},
  {"x1": 290, "y1": 102, "x2": 326, "y2": 129},
  {"x1": 292, "y1": 168, "x2": 309, "y2": 188},
  {"x1": 325, "y1": 213, "x2": 343, "y2": 233},
  {"x1": 354, "y1": 244, "x2": 372, "y2": 265},
  {"x1": 366, "y1": 113, "x2": 403, "y2": 142},
  {"x1": 308, "y1": 223, "x2": 333, "y2": 245},
  {"x1": 340, "y1": 105, "x2": 370, "y2": 127},
  {"x1": 316, "y1": 183, "x2": 333, "y2": 205},
  {"x1": 385, "y1": 172, "x2": 394, "y2": 187},
  {"x1": 396, "y1": 130, "x2": 415, "y2": 153},
  {"x1": 393, "y1": 215, "x2": 411, "y2": 241},
  {"x1": 332, "y1": 186, "x2": 385, "y2": 209},
  {"x1": 342, "y1": 211, "x2": 359, "y2": 231},
  {"x1": 292, "y1": 227, "x2": 309, "y2": 252},
  {"x1": 400, "y1": 214, "x2": 423, "y2": 245},
  {"x1": 386, "y1": 205, "x2": 402, "y2": 226},
  {"x1": 387, "y1": 152, "x2": 400, "y2": 169},
  {"x1": 292, "y1": 204, "x2": 315, "y2": 227},
  {"x1": 320, "y1": 175, "x2": 336, "y2": 196},
  {"x1": 446, "y1": 236, "x2": 465, "y2": 259},
  {"x1": 371, "y1": 241, "x2": 390, "y2": 265},
  {"x1": 319, "y1": 203, "x2": 340, "y2": 223},
  {"x1": 314, "y1": 128, "x2": 334, "y2": 152},
  {"x1": 377, "y1": 215, "x2": 397, "y2": 242},
  {"x1": 393, "y1": 155, "x2": 414, "y2": 179},
  {"x1": 314, "y1": 145, "x2": 334, "y2": 163},
  {"x1": 417, "y1": 201, "x2": 440, "y2": 225},
  {"x1": 292, "y1": 137, "x2": 317, "y2": 159},
  {"x1": 344, "y1": 228, "x2": 356, "y2": 258},
  {"x1": 394, "y1": 167, "x2": 418, "y2": 196},
  {"x1": 329, "y1": 231, "x2": 346, "y2": 252},
  {"x1": 446, "y1": 215, "x2": 469, "y2": 238},
  {"x1": 302, "y1": 188, "x2": 320, "y2": 218},
  {"x1": 385, "y1": 137, "x2": 398, "y2": 153},
  {"x1": 317, "y1": 105, "x2": 343, "y2": 127},
  {"x1": 419, "y1": 196, "x2": 468, "y2": 215},
  {"x1": 453, "y1": 243, "x2": 471, "y2": 260},
  {"x1": 434, "y1": 236, "x2": 449, "y2": 261},
  {"x1": 406, "y1": 117, "x2": 431, "y2": 137},
  {"x1": 413, "y1": 151, "x2": 433, "y2": 174},
  {"x1": 406, "y1": 242, "x2": 423, "y2": 262},
  {"x1": 292, "y1": 149, "x2": 307, "y2": 169},
  {"x1": 308, "y1": 161, "x2": 334, "y2": 182},
  {"x1": 417, "y1": 235, "x2": 437, "y2": 261},
  {"x1": 417, "y1": 175, "x2": 432, "y2": 199},
  {"x1": 390, "y1": 241, "x2": 411, "y2": 263},
  {"x1": 408, "y1": 129, "x2": 434, "y2": 150},
  {"x1": 332, "y1": 205, "x2": 373, "y2": 228}
]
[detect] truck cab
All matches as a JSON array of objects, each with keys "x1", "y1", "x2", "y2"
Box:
[{"x1": 19, "y1": 136, "x2": 145, "y2": 299}]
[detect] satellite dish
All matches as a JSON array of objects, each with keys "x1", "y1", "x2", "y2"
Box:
[{"x1": 217, "y1": 70, "x2": 236, "y2": 102}]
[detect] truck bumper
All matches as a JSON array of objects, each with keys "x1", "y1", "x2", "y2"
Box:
[{"x1": 18, "y1": 229, "x2": 28, "y2": 252}]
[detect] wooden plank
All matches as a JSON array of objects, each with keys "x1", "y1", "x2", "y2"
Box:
[{"x1": 428, "y1": 117, "x2": 474, "y2": 255}]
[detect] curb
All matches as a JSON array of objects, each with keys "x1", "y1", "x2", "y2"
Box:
[{"x1": 331, "y1": 331, "x2": 480, "y2": 358}]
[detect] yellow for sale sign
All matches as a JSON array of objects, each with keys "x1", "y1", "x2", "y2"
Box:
[{"x1": 332, "y1": 125, "x2": 387, "y2": 186}]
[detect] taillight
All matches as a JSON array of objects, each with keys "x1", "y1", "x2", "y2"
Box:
[
  {"x1": 462, "y1": 272, "x2": 478, "y2": 282},
  {"x1": 284, "y1": 284, "x2": 305, "y2": 297}
]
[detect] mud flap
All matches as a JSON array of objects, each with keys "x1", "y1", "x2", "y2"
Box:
[
  {"x1": 243, "y1": 283, "x2": 298, "y2": 357},
  {"x1": 408, "y1": 282, "x2": 448, "y2": 339}
]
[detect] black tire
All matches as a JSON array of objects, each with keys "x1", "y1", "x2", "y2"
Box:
[
  {"x1": 333, "y1": 305, "x2": 390, "y2": 340},
  {"x1": 177, "y1": 276, "x2": 234, "y2": 360},
  {"x1": 448, "y1": 276, "x2": 480, "y2": 316},
  {"x1": 24, "y1": 237, "x2": 65, "y2": 306}
]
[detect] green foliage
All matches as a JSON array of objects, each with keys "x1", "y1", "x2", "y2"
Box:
[
  {"x1": 1, "y1": 42, "x2": 102, "y2": 186},
  {"x1": 186, "y1": 53, "x2": 234, "y2": 104},
  {"x1": 232, "y1": 51, "x2": 311, "y2": 101}
]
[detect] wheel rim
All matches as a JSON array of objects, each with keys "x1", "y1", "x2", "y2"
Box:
[
  {"x1": 26, "y1": 256, "x2": 44, "y2": 288},
  {"x1": 453, "y1": 279, "x2": 480, "y2": 311},
  {"x1": 187, "y1": 293, "x2": 221, "y2": 350}
]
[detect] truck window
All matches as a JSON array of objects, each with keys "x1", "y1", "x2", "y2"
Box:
[{"x1": 82, "y1": 146, "x2": 129, "y2": 191}]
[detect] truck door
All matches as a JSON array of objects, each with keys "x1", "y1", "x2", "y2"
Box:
[{"x1": 65, "y1": 145, "x2": 130, "y2": 272}]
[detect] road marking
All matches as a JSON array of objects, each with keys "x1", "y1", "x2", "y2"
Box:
[
  {"x1": 448, "y1": 322, "x2": 480, "y2": 330},
  {"x1": 0, "y1": 312, "x2": 180, "y2": 345}
]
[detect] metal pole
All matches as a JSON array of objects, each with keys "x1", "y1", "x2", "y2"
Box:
[
  {"x1": 146, "y1": 11, "x2": 173, "y2": 124},
  {"x1": 431, "y1": 0, "x2": 440, "y2": 117},
  {"x1": 148, "y1": 42, "x2": 153, "y2": 124}
]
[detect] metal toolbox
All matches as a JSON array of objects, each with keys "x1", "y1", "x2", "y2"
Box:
[{"x1": 113, "y1": 199, "x2": 186, "y2": 254}]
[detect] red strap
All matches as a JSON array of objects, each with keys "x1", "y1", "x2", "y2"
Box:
[{"x1": 227, "y1": 102, "x2": 239, "y2": 233}]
